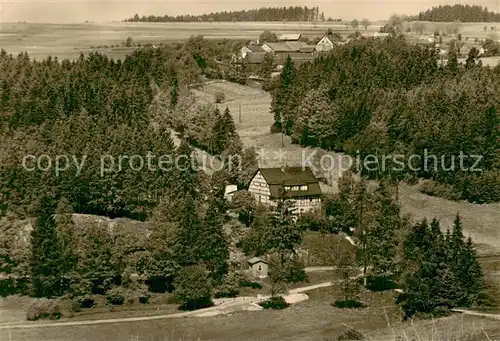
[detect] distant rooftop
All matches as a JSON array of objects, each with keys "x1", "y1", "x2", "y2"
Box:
[{"x1": 278, "y1": 33, "x2": 302, "y2": 41}]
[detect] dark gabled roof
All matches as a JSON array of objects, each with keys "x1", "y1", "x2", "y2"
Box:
[
  {"x1": 244, "y1": 45, "x2": 265, "y2": 52},
  {"x1": 259, "y1": 166, "x2": 318, "y2": 184},
  {"x1": 264, "y1": 42, "x2": 293, "y2": 52},
  {"x1": 255, "y1": 166, "x2": 322, "y2": 199},
  {"x1": 248, "y1": 257, "x2": 267, "y2": 265}
]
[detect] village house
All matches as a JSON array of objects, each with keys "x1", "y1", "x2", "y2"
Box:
[
  {"x1": 261, "y1": 41, "x2": 312, "y2": 54},
  {"x1": 247, "y1": 166, "x2": 322, "y2": 214},
  {"x1": 315, "y1": 35, "x2": 335, "y2": 52},
  {"x1": 240, "y1": 44, "x2": 265, "y2": 59}
]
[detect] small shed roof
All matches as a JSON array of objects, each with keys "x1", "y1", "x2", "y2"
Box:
[{"x1": 248, "y1": 257, "x2": 267, "y2": 265}]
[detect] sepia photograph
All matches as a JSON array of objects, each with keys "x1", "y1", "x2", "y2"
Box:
[{"x1": 0, "y1": 0, "x2": 499, "y2": 340}]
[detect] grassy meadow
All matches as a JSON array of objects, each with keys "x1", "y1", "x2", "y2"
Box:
[
  {"x1": 0, "y1": 21, "x2": 381, "y2": 60},
  {"x1": 1, "y1": 20, "x2": 499, "y2": 61}
]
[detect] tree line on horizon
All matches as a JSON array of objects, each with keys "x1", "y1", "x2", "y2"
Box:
[
  {"x1": 124, "y1": 6, "x2": 325, "y2": 23},
  {"x1": 408, "y1": 4, "x2": 500, "y2": 22}
]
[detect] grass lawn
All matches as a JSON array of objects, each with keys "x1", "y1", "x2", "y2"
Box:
[{"x1": 7, "y1": 285, "x2": 498, "y2": 341}]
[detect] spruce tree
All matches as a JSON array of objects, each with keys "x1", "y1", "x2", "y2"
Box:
[
  {"x1": 199, "y1": 191, "x2": 229, "y2": 283},
  {"x1": 210, "y1": 107, "x2": 225, "y2": 155},
  {"x1": 55, "y1": 197, "x2": 78, "y2": 295},
  {"x1": 365, "y1": 181, "x2": 401, "y2": 276},
  {"x1": 271, "y1": 55, "x2": 295, "y2": 131},
  {"x1": 454, "y1": 236, "x2": 485, "y2": 307},
  {"x1": 222, "y1": 107, "x2": 237, "y2": 144},
  {"x1": 173, "y1": 139, "x2": 199, "y2": 202},
  {"x1": 266, "y1": 190, "x2": 302, "y2": 266},
  {"x1": 30, "y1": 195, "x2": 64, "y2": 298},
  {"x1": 170, "y1": 72, "x2": 179, "y2": 108}
]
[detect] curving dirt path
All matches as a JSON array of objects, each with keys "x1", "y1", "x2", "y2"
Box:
[
  {"x1": 451, "y1": 309, "x2": 500, "y2": 320},
  {"x1": 0, "y1": 270, "x2": 342, "y2": 330}
]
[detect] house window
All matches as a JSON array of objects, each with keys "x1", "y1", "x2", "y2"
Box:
[{"x1": 258, "y1": 265, "x2": 262, "y2": 271}]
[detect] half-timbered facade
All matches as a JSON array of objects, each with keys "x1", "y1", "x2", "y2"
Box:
[{"x1": 247, "y1": 166, "x2": 322, "y2": 214}]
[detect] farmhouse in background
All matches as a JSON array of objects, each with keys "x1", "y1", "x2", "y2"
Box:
[
  {"x1": 247, "y1": 166, "x2": 322, "y2": 214},
  {"x1": 315, "y1": 35, "x2": 335, "y2": 52},
  {"x1": 247, "y1": 257, "x2": 268, "y2": 278},
  {"x1": 240, "y1": 44, "x2": 265, "y2": 59},
  {"x1": 261, "y1": 41, "x2": 312, "y2": 54},
  {"x1": 278, "y1": 33, "x2": 302, "y2": 41}
]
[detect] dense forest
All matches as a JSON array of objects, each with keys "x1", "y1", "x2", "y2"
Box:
[
  {"x1": 124, "y1": 6, "x2": 324, "y2": 22},
  {"x1": 0, "y1": 37, "x2": 256, "y2": 220},
  {"x1": 271, "y1": 37, "x2": 500, "y2": 204},
  {"x1": 409, "y1": 4, "x2": 500, "y2": 22}
]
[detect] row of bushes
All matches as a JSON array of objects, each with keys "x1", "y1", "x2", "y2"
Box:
[
  {"x1": 26, "y1": 287, "x2": 152, "y2": 321},
  {"x1": 26, "y1": 274, "x2": 266, "y2": 320}
]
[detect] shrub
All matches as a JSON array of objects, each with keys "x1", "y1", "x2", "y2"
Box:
[
  {"x1": 106, "y1": 287, "x2": 125, "y2": 305},
  {"x1": 214, "y1": 272, "x2": 240, "y2": 298},
  {"x1": 139, "y1": 290, "x2": 150, "y2": 304},
  {"x1": 73, "y1": 294, "x2": 94, "y2": 309},
  {"x1": 419, "y1": 180, "x2": 459, "y2": 201},
  {"x1": 174, "y1": 264, "x2": 213, "y2": 310},
  {"x1": 284, "y1": 258, "x2": 308, "y2": 283},
  {"x1": 431, "y1": 306, "x2": 451, "y2": 317},
  {"x1": 214, "y1": 91, "x2": 225, "y2": 103},
  {"x1": 337, "y1": 328, "x2": 365, "y2": 340},
  {"x1": 26, "y1": 299, "x2": 62, "y2": 321},
  {"x1": 259, "y1": 296, "x2": 289, "y2": 310},
  {"x1": 239, "y1": 279, "x2": 262, "y2": 289},
  {"x1": 333, "y1": 299, "x2": 365, "y2": 309},
  {"x1": 365, "y1": 275, "x2": 398, "y2": 292}
]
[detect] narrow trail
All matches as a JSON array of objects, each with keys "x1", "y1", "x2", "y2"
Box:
[
  {"x1": 0, "y1": 268, "x2": 341, "y2": 331},
  {"x1": 451, "y1": 309, "x2": 500, "y2": 320}
]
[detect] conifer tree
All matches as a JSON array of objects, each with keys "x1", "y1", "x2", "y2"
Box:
[
  {"x1": 365, "y1": 181, "x2": 401, "y2": 275},
  {"x1": 265, "y1": 190, "x2": 302, "y2": 266},
  {"x1": 30, "y1": 195, "x2": 64, "y2": 297},
  {"x1": 55, "y1": 197, "x2": 78, "y2": 295},
  {"x1": 199, "y1": 188, "x2": 229, "y2": 282},
  {"x1": 173, "y1": 139, "x2": 199, "y2": 202},
  {"x1": 336, "y1": 252, "x2": 361, "y2": 303},
  {"x1": 271, "y1": 55, "x2": 295, "y2": 132},
  {"x1": 222, "y1": 107, "x2": 237, "y2": 144},
  {"x1": 170, "y1": 72, "x2": 179, "y2": 108},
  {"x1": 210, "y1": 107, "x2": 225, "y2": 154}
]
